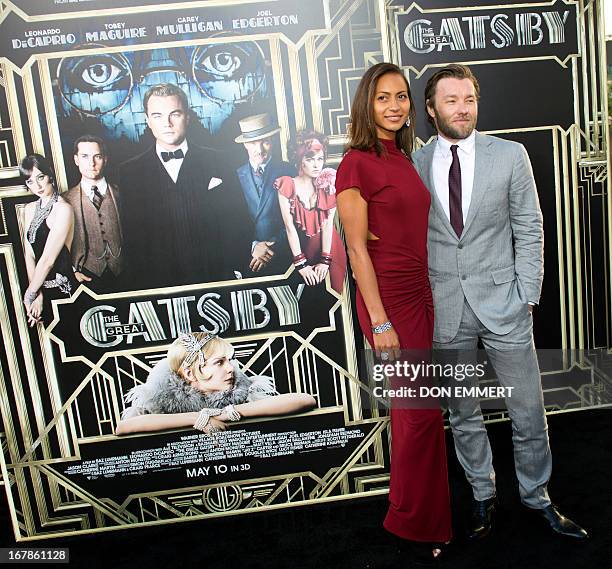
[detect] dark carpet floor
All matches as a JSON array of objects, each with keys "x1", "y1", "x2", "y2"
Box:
[{"x1": 1, "y1": 409, "x2": 609, "y2": 569}]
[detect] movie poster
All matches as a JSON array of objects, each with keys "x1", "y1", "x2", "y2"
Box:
[{"x1": 0, "y1": 0, "x2": 391, "y2": 541}]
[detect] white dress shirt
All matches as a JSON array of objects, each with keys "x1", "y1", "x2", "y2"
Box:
[
  {"x1": 432, "y1": 130, "x2": 476, "y2": 224},
  {"x1": 156, "y1": 140, "x2": 189, "y2": 183},
  {"x1": 81, "y1": 178, "x2": 108, "y2": 201}
]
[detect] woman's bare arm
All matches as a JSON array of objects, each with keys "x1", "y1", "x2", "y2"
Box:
[
  {"x1": 22, "y1": 203, "x2": 45, "y2": 324},
  {"x1": 336, "y1": 189, "x2": 399, "y2": 355},
  {"x1": 227, "y1": 393, "x2": 316, "y2": 419},
  {"x1": 115, "y1": 394, "x2": 316, "y2": 435},
  {"x1": 25, "y1": 201, "x2": 74, "y2": 296},
  {"x1": 313, "y1": 207, "x2": 336, "y2": 283},
  {"x1": 278, "y1": 191, "x2": 319, "y2": 286},
  {"x1": 115, "y1": 411, "x2": 200, "y2": 435},
  {"x1": 320, "y1": 207, "x2": 334, "y2": 255},
  {"x1": 23, "y1": 203, "x2": 37, "y2": 283},
  {"x1": 278, "y1": 192, "x2": 302, "y2": 257}
]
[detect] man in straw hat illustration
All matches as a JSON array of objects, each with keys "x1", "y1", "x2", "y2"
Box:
[{"x1": 235, "y1": 113, "x2": 295, "y2": 275}]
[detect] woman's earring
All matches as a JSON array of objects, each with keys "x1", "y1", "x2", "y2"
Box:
[{"x1": 405, "y1": 118, "x2": 411, "y2": 127}]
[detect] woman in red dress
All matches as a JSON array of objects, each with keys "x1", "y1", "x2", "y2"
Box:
[
  {"x1": 275, "y1": 131, "x2": 346, "y2": 294},
  {"x1": 336, "y1": 63, "x2": 451, "y2": 563}
]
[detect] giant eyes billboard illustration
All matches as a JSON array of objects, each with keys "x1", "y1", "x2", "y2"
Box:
[{"x1": 55, "y1": 43, "x2": 271, "y2": 153}]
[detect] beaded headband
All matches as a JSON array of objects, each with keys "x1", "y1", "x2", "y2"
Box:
[{"x1": 178, "y1": 333, "x2": 215, "y2": 371}]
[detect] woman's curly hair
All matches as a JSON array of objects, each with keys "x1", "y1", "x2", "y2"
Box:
[{"x1": 288, "y1": 130, "x2": 329, "y2": 169}]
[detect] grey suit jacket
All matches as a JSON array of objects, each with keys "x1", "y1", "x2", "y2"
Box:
[{"x1": 412, "y1": 132, "x2": 544, "y2": 342}]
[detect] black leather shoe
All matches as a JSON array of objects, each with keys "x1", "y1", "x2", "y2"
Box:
[
  {"x1": 525, "y1": 504, "x2": 589, "y2": 540},
  {"x1": 467, "y1": 495, "x2": 497, "y2": 541}
]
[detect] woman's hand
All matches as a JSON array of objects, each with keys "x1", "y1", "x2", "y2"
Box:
[
  {"x1": 250, "y1": 241, "x2": 275, "y2": 272},
  {"x1": 74, "y1": 271, "x2": 92, "y2": 283},
  {"x1": 23, "y1": 200, "x2": 74, "y2": 300},
  {"x1": 204, "y1": 417, "x2": 227, "y2": 434},
  {"x1": 298, "y1": 265, "x2": 319, "y2": 286},
  {"x1": 25, "y1": 292, "x2": 43, "y2": 327},
  {"x1": 313, "y1": 263, "x2": 329, "y2": 283},
  {"x1": 373, "y1": 326, "x2": 401, "y2": 361}
]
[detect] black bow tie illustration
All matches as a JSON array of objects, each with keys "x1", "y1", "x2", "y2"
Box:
[{"x1": 161, "y1": 149, "x2": 185, "y2": 162}]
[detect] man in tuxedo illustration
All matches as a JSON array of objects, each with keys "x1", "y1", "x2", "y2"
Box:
[
  {"x1": 235, "y1": 114, "x2": 294, "y2": 275},
  {"x1": 412, "y1": 64, "x2": 588, "y2": 541},
  {"x1": 64, "y1": 135, "x2": 123, "y2": 293},
  {"x1": 119, "y1": 83, "x2": 251, "y2": 289}
]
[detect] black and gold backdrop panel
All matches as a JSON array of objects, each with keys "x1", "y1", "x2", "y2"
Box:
[
  {"x1": 387, "y1": 0, "x2": 610, "y2": 420},
  {"x1": 0, "y1": 0, "x2": 608, "y2": 541}
]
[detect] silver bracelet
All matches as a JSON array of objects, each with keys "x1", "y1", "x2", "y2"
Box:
[
  {"x1": 223, "y1": 404, "x2": 241, "y2": 422},
  {"x1": 24, "y1": 290, "x2": 38, "y2": 305},
  {"x1": 193, "y1": 408, "x2": 222, "y2": 432},
  {"x1": 371, "y1": 321, "x2": 393, "y2": 334}
]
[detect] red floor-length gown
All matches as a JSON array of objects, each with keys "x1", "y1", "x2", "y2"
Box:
[{"x1": 336, "y1": 138, "x2": 452, "y2": 542}]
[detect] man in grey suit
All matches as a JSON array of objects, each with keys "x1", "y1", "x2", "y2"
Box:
[{"x1": 412, "y1": 64, "x2": 587, "y2": 541}]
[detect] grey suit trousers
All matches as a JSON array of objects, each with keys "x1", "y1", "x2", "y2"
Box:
[{"x1": 435, "y1": 298, "x2": 552, "y2": 508}]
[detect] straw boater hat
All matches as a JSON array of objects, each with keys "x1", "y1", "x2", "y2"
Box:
[{"x1": 234, "y1": 113, "x2": 281, "y2": 143}]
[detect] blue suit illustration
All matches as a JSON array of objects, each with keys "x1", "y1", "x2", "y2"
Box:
[
  {"x1": 235, "y1": 114, "x2": 295, "y2": 274},
  {"x1": 237, "y1": 159, "x2": 294, "y2": 244}
]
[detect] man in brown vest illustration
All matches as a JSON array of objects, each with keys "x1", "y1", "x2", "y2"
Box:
[{"x1": 64, "y1": 135, "x2": 123, "y2": 293}]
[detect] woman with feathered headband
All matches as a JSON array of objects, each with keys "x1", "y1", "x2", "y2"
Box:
[
  {"x1": 115, "y1": 332, "x2": 316, "y2": 435},
  {"x1": 274, "y1": 130, "x2": 347, "y2": 294}
]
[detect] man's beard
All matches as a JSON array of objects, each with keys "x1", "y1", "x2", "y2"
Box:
[{"x1": 434, "y1": 109, "x2": 476, "y2": 141}]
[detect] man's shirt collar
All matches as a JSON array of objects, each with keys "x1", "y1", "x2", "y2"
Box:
[
  {"x1": 81, "y1": 177, "x2": 108, "y2": 197},
  {"x1": 435, "y1": 130, "x2": 476, "y2": 158}
]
